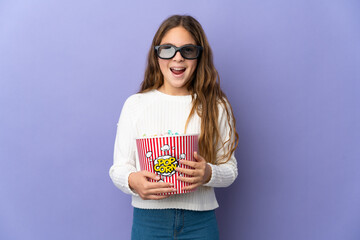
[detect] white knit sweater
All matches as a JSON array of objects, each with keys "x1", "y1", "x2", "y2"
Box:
[{"x1": 109, "y1": 89, "x2": 238, "y2": 211}]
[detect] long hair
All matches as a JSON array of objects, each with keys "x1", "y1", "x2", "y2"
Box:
[{"x1": 139, "y1": 15, "x2": 238, "y2": 165}]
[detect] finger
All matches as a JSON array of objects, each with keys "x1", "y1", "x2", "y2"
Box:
[
  {"x1": 146, "y1": 187, "x2": 177, "y2": 195},
  {"x1": 178, "y1": 175, "x2": 201, "y2": 184},
  {"x1": 143, "y1": 194, "x2": 170, "y2": 200},
  {"x1": 145, "y1": 181, "x2": 174, "y2": 189},
  {"x1": 179, "y1": 159, "x2": 197, "y2": 168},
  {"x1": 176, "y1": 167, "x2": 197, "y2": 176},
  {"x1": 141, "y1": 171, "x2": 161, "y2": 181},
  {"x1": 194, "y1": 152, "x2": 206, "y2": 162},
  {"x1": 183, "y1": 184, "x2": 200, "y2": 191}
]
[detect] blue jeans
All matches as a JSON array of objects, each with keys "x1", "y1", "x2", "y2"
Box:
[{"x1": 131, "y1": 208, "x2": 219, "y2": 240}]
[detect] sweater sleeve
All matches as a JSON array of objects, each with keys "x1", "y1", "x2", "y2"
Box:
[
  {"x1": 109, "y1": 96, "x2": 139, "y2": 196},
  {"x1": 203, "y1": 102, "x2": 238, "y2": 188}
]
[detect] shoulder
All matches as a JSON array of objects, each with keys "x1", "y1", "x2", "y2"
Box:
[
  {"x1": 216, "y1": 97, "x2": 237, "y2": 129},
  {"x1": 123, "y1": 90, "x2": 157, "y2": 109},
  {"x1": 119, "y1": 90, "x2": 160, "y2": 119},
  {"x1": 217, "y1": 98, "x2": 232, "y2": 116}
]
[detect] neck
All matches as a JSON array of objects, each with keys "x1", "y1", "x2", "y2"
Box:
[{"x1": 158, "y1": 85, "x2": 190, "y2": 96}]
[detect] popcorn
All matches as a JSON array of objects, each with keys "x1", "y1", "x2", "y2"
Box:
[
  {"x1": 136, "y1": 134, "x2": 199, "y2": 195},
  {"x1": 142, "y1": 130, "x2": 180, "y2": 138}
]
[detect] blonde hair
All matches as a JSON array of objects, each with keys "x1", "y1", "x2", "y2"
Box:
[{"x1": 139, "y1": 15, "x2": 238, "y2": 165}]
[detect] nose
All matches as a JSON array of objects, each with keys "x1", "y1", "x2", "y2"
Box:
[{"x1": 172, "y1": 50, "x2": 184, "y2": 62}]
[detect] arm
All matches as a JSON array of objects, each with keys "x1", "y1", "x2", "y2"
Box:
[
  {"x1": 109, "y1": 97, "x2": 138, "y2": 195},
  {"x1": 176, "y1": 101, "x2": 238, "y2": 189},
  {"x1": 203, "y1": 102, "x2": 238, "y2": 188},
  {"x1": 109, "y1": 96, "x2": 176, "y2": 199}
]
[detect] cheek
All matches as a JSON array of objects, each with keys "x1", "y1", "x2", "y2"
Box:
[
  {"x1": 158, "y1": 59, "x2": 170, "y2": 76},
  {"x1": 188, "y1": 60, "x2": 198, "y2": 75}
]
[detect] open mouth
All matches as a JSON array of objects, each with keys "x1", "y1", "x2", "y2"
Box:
[{"x1": 170, "y1": 67, "x2": 186, "y2": 75}]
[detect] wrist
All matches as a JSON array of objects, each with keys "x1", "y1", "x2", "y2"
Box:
[
  {"x1": 128, "y1": 172, "x2": 136, "y2": 190},
  {"x1": 204, "y1": 163, "x2": 212, "y2": 184}
]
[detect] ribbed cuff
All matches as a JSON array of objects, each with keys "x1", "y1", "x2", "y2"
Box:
[
  {"x1": 202, "y1": 163, "x2": 216, "y2": 187},
  {"x1": 126, "y1": 171, "x2": 139, "y2": 196}
]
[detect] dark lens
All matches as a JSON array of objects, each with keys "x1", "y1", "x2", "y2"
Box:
[
  {"x1": 158, "y1": 45, "x2": 175, "y2": 59},
  {"x1": 181, "y1": 45, "x2": 198, "y2": 59}
]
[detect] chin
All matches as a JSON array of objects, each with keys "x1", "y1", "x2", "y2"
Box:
[
  {"x1": 173, "y1": 82, "x2": 188, "y2": 89},
  {"x1": 168, "y1": 78, "x2": 186, "y2": 87}
]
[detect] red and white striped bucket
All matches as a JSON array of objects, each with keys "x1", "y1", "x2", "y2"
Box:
[{"x1": 136, "y1": 134, "x2": 199, "y2": 195}]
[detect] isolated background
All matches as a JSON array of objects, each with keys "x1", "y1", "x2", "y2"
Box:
[{"x1": 1, "y1": 0, "x2": 359, "y2": 239}]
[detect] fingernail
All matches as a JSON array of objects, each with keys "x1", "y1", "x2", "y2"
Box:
[
  {"x1": 172, "y1": 188, "x2": 177, "y2": 191},
  {"x1": 156, "y1": 176, "x2": 160, "y2": 180}
]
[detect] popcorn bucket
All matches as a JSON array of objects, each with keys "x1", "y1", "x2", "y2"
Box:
[{"x1": 136, "y1": 134, "x2": 199, "y2": 195}]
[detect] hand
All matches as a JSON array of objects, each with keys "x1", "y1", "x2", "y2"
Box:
[
  {"x1": 175, "y1": 152, "x2": 212, "y2": 191},
  {"x1": 128, "y1": 171, "x2": 177, "y2": 200}
]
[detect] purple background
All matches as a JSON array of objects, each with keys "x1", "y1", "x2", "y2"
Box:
[{"x1": 1, "y1": 0, "x2": 359, "y2": 239}]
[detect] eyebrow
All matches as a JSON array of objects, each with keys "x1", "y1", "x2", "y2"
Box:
[{"x1": 160, "y1": 42, "x2": 195, "y2": 46}]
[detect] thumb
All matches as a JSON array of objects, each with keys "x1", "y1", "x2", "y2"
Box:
[
  {"x1": 194, "y1": 151, "x2": 205, "y2": 162},
  {"x1": 141, "y1": 171, "x2": 161, "y2": 181}
]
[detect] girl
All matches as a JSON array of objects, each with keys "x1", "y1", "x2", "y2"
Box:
[{"x1": 109, "y1": 15, "x2": 239, "y2": 240}]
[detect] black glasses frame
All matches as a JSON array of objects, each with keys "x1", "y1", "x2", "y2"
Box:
[{"x1": 154, "y1": 44, "x2": 203, "y2": 60}]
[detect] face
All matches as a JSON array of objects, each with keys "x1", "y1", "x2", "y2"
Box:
[{"x1": 157, "y1": 27, "x2": 198, "y2": 95}]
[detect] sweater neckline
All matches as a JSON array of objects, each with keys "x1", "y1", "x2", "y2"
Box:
[{"x1": 153, "y1": 89, "x2": 193, "y2": 101}]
